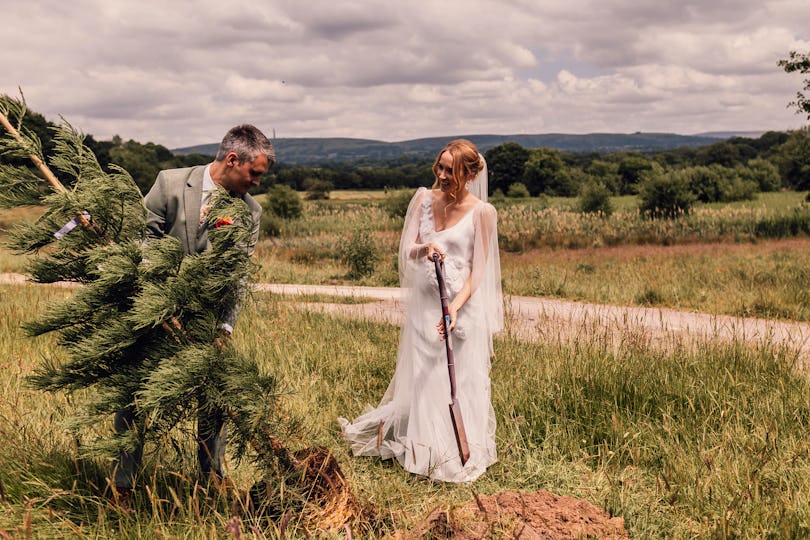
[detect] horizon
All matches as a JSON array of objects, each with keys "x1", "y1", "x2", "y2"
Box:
[{"x1": 171, "y1": 129, "x2": 771, "y2": 152}]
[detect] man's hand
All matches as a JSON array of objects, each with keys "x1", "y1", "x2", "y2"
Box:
[{"x1": 213, "y1": 328, "x2": 231, "y2": 352}]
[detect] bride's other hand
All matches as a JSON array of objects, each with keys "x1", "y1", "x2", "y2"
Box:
[
  {"x1": 436, "y1": 317, "x2": 446, "y2": 339},
  {"x1": 436, "y1": 306, "x2": 458, "y2": 339}
]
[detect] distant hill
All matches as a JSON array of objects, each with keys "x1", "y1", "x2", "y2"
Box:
[
  {"x1": 693, "y1": 130, "x2": 767, "y2": 139},
  {"x1": 173, "y1": 132, "x2": 727, "y2": 164}
]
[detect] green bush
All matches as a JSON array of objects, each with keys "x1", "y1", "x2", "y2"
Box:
[
  {"x1": 586, "y1": 160, "x2": 621, "y2": 195},
  {"x1": 685, "y1": 165, "x2": 757, "y2": 203},
  {"x1": 303, "y1": 178, "x2": 334, "y2": 200},
  {"x1": 507, "y1": 182, "x2": 530, "y2": 198},
  {"x1": 686, "y1": 165, "x2": 732, "y2": 203},
  {"x1": 381, "y1": 188, "x2": 415, "y2": 218},
  {"x1": 638, "y1": 170, "x2": 695, "y2": 219},
  {"x1": 578, "y1": 182, "x2": 614, "y2": 216},
  {"x1": 260, "y1": 212, "x2": 283, "y2": 237},
  {"x1": 739, "y1": 159, "x2": 782, "y2": 192},
  {"x1": 264, "y1": 184, "x2": 303, "y2": 219},
  {"x1": 340, "y1": 229, "x2": 379, "y2": 279},
  {"x1": 723, "y1": 176, "x2": 758, "y2": 201}
]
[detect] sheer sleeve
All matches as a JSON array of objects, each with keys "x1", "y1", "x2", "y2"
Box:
[
  {"x1": 470, "y1": 202, "x2": 504, "y2": 346},
  {"x1": 398, "y1": 187, "x2": 428, "y2": 289}
]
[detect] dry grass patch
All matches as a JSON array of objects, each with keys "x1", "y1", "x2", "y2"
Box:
[{"x1": 502, "y1": 238, "x2": 810, "y2": 320}]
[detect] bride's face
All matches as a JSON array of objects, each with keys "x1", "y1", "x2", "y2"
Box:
[
  {"x1": 436, "y1": 152, "x2": 455, "y2": 193},
  {"x1": 436, "y1": 151, "x2": 456, "y2": 193}
]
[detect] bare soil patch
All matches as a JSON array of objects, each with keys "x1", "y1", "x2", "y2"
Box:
[{"x1": 395, "y1": 490, "x2": 628, "y2": 539}]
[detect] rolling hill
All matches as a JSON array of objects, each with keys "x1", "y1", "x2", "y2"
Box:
[{"x1": 173, "y1": 132, "x2": 729, "y2": 164}]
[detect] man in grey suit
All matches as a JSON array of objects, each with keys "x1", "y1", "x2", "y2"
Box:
[{"x1": 112, "y1": 124, "x2": 274, "y2": 500}]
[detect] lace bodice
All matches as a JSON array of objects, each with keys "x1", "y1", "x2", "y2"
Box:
[{"x1": 417, "y1": 191, "x2": 477, "y2": 299}]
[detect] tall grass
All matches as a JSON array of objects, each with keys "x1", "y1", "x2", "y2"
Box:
[
  {"x1": 495, "y1": 203, "x2": 810, "y2": 251},
  {"x1": 3, "y1": 284, "x2": 810, "y2": 537},
  {"x1": 502, "y1": 238, "x2": 810, "y2": 321}
]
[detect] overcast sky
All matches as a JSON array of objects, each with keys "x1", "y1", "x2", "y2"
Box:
[{"x1": 4, "y1": 0, "x2": 810, "y2": 149}]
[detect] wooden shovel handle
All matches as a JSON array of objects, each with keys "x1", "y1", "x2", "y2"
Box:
[
  {"x1": 433, "y1": 253, "x2": 458, "y2": 400},
  {"x1": 433, "y1": 253, "x2": 470, "y2": 464}
]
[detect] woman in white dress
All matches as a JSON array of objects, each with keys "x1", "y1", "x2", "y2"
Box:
[{"x1": 339, "y1": 139, "x2": 503, "y2": 483}]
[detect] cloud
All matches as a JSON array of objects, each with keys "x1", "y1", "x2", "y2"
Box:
[{"x1": 1, "y1": 0, "x2": 807, "y2": 148}]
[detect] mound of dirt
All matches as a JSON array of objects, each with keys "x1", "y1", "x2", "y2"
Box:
[{"x1": 395, "y1": 490, "x2": 629, "y2": 539}]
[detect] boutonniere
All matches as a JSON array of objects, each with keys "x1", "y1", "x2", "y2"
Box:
[{"x1": 215, "y1": 216, "x2": 234, "y2": 228}]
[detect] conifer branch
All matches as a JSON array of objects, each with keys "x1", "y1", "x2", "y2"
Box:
[{"x1": 0, "y1": 104, "x2": 65, "y2": 192}]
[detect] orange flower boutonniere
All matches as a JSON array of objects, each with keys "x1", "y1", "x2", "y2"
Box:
[{"x1": 215, "y1": 216, "x2": 234, "y2": 228}]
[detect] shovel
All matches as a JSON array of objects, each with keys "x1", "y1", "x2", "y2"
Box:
[{"x1": 433, "y1": 253, "x2": 471, "y2": 465}]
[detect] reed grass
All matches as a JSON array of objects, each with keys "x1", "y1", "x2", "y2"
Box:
[
  {"x1": 250, "y1": 190, "x2": 810, "y2": 321},
  {"x1": 3, "y1": 284, "x2": 810, "y2": 538},
  {"x1": 501, "y1": 237, "x2": 810, "y2": 321},
  {"x1": 6, "y1": 192, "x2": 810, "y2": 320}
]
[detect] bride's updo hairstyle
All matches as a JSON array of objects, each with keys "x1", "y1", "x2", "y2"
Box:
[{"x1": 431, "y1": 139, "x2": 484, "y2": 201}]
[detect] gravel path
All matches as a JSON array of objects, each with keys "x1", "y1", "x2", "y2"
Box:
[
  {"x1": 258, "y1": 283, "x2": 810, "y2": 369},
  {"x1": 5, "y1": 274, "x2": 810, "y2": 368}
]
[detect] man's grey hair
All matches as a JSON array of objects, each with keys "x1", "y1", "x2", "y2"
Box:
[{"x1": 215, "y1": 124, "x2": 275, "y2": 165}]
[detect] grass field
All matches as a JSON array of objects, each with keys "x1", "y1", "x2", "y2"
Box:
[
  {"x1": 3, "y1": 190, "x2": 810, "y2": 537},
  {"x1": 5, "y1": 190, "x2": 810, "y2": 322},
  {"x1": 502, "y1": 237, "x2": 810, "y2": 320},
  {"x1": 254, "y1": 190, "x2": 810, "y2": 322},
  {"x1": 2, "y1": 284, "x2": 810, "y2": 538}
]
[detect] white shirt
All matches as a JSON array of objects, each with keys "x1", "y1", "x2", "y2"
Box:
[
  {"x1": 202, "y1": 164, "x2": 233, "y2": 335},
  {"x1": 201, "y1": 164, "x2": 216, "y2": 206}
]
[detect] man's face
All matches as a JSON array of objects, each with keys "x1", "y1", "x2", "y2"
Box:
[{"x1": 220, "y1": 152, "x2": 269, "y2": 195}]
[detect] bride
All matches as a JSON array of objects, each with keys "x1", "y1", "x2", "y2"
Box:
[{"x1": 339, "y1": 139, "x2": 503, "y2": 482}]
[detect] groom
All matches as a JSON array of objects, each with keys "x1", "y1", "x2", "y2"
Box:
[{"x1": 112, "y1": 124, "x2": 274, "y2": 500}]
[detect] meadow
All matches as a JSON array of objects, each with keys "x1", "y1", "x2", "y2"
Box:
[
  {"x1": 3, "y1": 191, "x2": 810, "y2": 538},
  {"x1": 6, "y1": 191, "x2": 810, "y2": 322},
  {"x1": 255, "y1": 190, "x2": 810, "y2": 321},
  {"x1": 2, "y1": 285, "x2": 810, "y2": 538}
]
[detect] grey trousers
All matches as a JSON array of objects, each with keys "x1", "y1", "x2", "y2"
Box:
[{"x1": 112, "y1": 404, "x2": 226, "y2": 489}]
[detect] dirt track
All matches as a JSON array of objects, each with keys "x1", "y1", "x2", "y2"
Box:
[
  {"x1": 258, "y1": 283, "x2": 810, "y2": 369},
  {"x1": 4, "y1": 273, "x2": 810, "y2": 368}
]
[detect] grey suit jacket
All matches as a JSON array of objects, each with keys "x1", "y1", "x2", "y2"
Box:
[
  {"x1": 143, "y1": 165, "x2": 263, "y2": 330},
  {"x1": 144, "y1": 165, "x2": 262, "y2": 255}
]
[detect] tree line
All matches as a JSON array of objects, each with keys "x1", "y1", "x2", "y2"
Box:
[
  {"x1": 484, "y1": 131, "x2": 804, "y2": 199},
  {"x1": 2, "y1": 98, "x2": 809, "y2": 204}
]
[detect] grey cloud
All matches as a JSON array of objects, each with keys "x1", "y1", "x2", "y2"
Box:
[
  {"x1": 289, "y1": 5, "x2": 397, "y2": 40},
  {"x1": 2, "y1": 0, "x2": 807, "y2": 148}
]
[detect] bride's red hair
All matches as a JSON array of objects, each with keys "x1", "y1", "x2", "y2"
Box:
[{"x1": 431, "y1": 139, "x2": 483, "y2": 201}]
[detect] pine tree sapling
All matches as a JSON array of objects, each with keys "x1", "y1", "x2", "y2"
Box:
[{"x1": 1, "y1": 93, "x2": 367, "y2": 532}]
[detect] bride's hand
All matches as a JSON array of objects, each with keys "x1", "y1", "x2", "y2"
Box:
[
  {"x1": 422, "y1": 243, "x2": 444, "y2": 261},
  {"x1": 436, "y1": 305, "x2": 458, "y2": 339}
]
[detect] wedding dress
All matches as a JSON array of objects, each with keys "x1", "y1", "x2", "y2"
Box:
[{"x1": 339, "y1": 175, "x2": 503, "y2": 482}]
